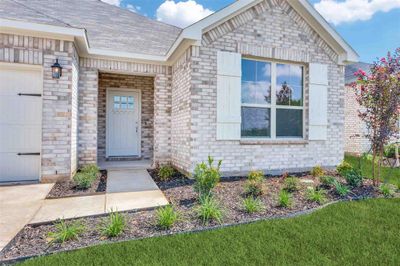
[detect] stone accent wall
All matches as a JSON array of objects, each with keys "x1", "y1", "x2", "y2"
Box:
[
  {"x1": 344, "y1": 85, "x2": 370, "y2": 154},
  {"x1": 78, "y1": 58, "x2": 172, "y2": 166},
  {"x1": 0, "y1": 33, "x2": 77, "y2": 182},
  {"x1": 185, "y1": 0, "x2": 345, "y2": 175},
  {"x1": 97, "y1": 73, "x2": 154, "y2": 160},
  {"x1": 170, "y1": 48, "x2": 195, "y2": 171}
]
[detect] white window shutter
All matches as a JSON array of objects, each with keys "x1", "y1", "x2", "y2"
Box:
[
  {"x1": 309, "y1": 63, "x2": 328, "y2": 140},
  {"x1": 216, "y1": 51, "x2": 242, "y2": 140}
]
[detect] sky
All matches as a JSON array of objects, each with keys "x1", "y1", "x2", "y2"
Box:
[{"x1": 101, "y1": 0, "x2": 400, "y2": 63}]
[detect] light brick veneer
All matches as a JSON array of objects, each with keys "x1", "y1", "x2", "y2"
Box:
[
  {"x1": 176, "y1": 0, "x2": 346, "y2": 175},
  {"x1": 97, "y1": 73, "x2": 154, "y2": 160},
  {"x1": 344, "y1": 85, "x2": 370, "y2": 154},
  {"x1": 0, "y1": 33, "x2": 77, "y2": 182}
]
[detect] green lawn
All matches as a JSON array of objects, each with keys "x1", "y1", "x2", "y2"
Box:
[
  {"x1": 345, "y1": 154, "x2": 400, "y2": 185},
  {"x1": 21, "y1": 199, "x2": 400, "y2": 266}
]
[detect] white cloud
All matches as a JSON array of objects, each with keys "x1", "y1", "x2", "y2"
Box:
[
  {"x1": 100, "y1": 0, "x2": 121, "y2": 6},
  {"x1": 156, "y1": 0, "x2": 214, "y2": 28},
  {"x1": 127, "y1": 4, "x2": 141, "y2": 13},
  {"x1": 314, "y1": 0, "x2": 400, "y2": 25}
]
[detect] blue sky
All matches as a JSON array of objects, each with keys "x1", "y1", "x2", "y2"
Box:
[{"x1": 106, "y1": 0, "x2": 400, "y2": 63}]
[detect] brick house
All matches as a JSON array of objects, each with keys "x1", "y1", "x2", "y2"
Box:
[{"x1": 0, "y1": 0, "x2": 359, "y2": 183}]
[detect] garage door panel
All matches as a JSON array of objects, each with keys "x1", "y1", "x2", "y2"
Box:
[
  {"x1": 0, "y1": 65, "x2": 42, "y2": 183},
  {"x1": 0, "y1": 153, "x2": 40, "y2": 182}
]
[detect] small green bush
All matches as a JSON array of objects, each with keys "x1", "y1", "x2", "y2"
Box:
[
  {"x1": 242, "y1": 197, "x2": 264, "y2": 213},
  {"x1": 332, "y1": 180, "x2": 350, "y2": 197},
  {"x1": 81, "y1": 164, "x2": 100, "y2": 176},
  {"x1": 379, "y1": 183, "x2": 395, "y2": 198},
  {"x1": 248, "y1": 170, "x2": 264, "y2": 182},
  {"x1": 196, "y1": 195, "x2": 223, "y2": 225},
  {"x1": 311, "y1": 165, "x2": 325, "y2": 177},
  {"x1": 284, "y1": 177, "x2": 299, "y2": 192},
  {"x1": 278, "y1": 190, "x2": 293, "y2": 208},
  {"x1": 383, "y1": 144, "x2": 396, "y2": 158},
  {"x1": 344, "y1": 169, "x2": 363, "y2": 187},
  {"x1": 48, "y1": 219, "x2": 85, "y2": 244},
  {"x1": 306, "y1": 188, "x2": 327, "y2": 204},
  {"x1": 319, "y1": 176, "x2": 335, "y2": 187},
  {"x1": 244, "y1": 180, "x2": 265, "y2": 197},
  {"x1": 158, "y1": 165, "x2": 175, "y2": 181},
  {"x1": 193, "y1": 156, "x2": 222, "y2": 197},
  {"x1": 336, "y1": 161, "x2": 353, "y2": 176},
  {"x1": 73, "y1": 172, "x2": 95, "y2": 189},
  {"x1": 100, "y1": 210, "x2": 126, "y2": 238},
  {"x1": 155, "y1": 205, "x2": 179, "y2": 230}
]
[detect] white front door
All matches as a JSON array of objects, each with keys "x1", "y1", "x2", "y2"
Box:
[
  {"x1": 0, "y1": 64, "x2": 42, "y2": 183},
  {"x1": 106, "y1": 89, "x2": 140, "y2": 157}
]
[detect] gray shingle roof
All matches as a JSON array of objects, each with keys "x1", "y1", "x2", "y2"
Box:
[
  {"x1": 345, "y1": 62, "x2": 371, "y2": 84},
  {"x1": 1, "y1": 0, "x2": 182, "y2": 56}
]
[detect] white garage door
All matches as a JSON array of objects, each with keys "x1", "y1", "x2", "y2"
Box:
[{"x1": 0, "y1": 64, "x2": 42, "y2": 183}]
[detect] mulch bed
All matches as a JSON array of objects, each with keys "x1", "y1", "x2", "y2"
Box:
[
  {"x1": 0, "y1": 172, "x2": 389, "y2": 262},
  {"x1": 46, "y1": 170, "x2": 107, "y2": 199}
]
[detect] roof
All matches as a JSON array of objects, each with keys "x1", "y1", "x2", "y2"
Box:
[
  {"x1": 0, "y1": 0, "x2": 182, "y2": 56},
  {"x1": 345, "y1": 62, "x2": 371, "y2": 84},
  {"x1": 0, "y1": 0, "x2": 359, "y2": 64}
]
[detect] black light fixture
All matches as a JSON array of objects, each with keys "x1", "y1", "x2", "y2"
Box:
[{"x1": 51, "y1": 59, "x2": 62, "y2": 79}]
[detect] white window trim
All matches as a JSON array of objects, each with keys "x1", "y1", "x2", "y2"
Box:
[{"x1": 241, "y1": 57, "x2": 306, "y2": 141}]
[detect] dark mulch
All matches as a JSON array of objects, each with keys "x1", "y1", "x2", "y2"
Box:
[
  {"x1": 0, "y1": 172, "x2": 386, "y2": 262},
  {"x1": 46, "y1": 170, "x2": 107, "y2": 199}
]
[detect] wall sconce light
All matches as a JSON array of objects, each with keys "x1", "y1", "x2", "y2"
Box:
[{"x1": 51, "y1": 59, "x2": 62, "y2": 79}]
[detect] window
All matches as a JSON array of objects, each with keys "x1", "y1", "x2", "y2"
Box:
[
  {"x1": 113, "y1": 95, "x2": 134, "y2": 110},
  {"x1": 241, "y1": 59, "x2": 304, "y2": 139}
]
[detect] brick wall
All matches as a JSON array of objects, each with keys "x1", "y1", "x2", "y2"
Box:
[
  {"x1": 344, "y1": 85, "x2": 370, "y2": 154},
  {"x1": 183, "y1": 0, "x2": 345, "y2": 175},
  {"x1": 0, "y1": 33, "x2": 77, "y2": 182},
  {"x1": 97, "y1": 73, "x2": 154, "y2": 160}
]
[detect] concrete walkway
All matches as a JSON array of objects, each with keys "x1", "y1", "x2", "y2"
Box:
[{"x1": 0, "y1": 169, "x2": 168, "y2": 251}]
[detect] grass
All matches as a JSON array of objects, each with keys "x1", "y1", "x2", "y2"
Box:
[
  {"x1": 344, "y1": 154, "x2": 400, "y2": 185},
  {"x1": 20, "y1": 199, "x2": 400, "y2": 265}
]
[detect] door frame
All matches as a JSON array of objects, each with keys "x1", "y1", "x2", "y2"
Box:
[
  {"x1": 0, "y1": 62, "x2": 43, "y2": 183},
  {"x1": 105, "y1": 87, "x2": 142, "y2": 158}
]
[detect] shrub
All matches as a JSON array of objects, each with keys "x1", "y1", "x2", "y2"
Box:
[
  {"x1": 242, "y1": 197, "x2": 264, "y2": 213},
  {"x1": 336, "y1": 161, "x2": 353, "y2": 176},
  {"x1": 379, "y1": 183, "x2": 395, "y2": 198},
  {"x1": 344, "y1": 169, "x2": 363, "y2": 187},
  {"x1": 100, "y1": 210, "x2": 126, "y2": 237},
  {"x1": 383, "y1": 144, "x2": 396, "y2": 158},
  {"x1": 284, "y1": 176, "x2": 299, "y2": 192},
  {"x1": 278, "y1": 190, "x2": 293, "y2": 208},
  {"x1": 196, "y1": 195, "x2": 223, "y2": 224},
  {"x1": 332, "y1": 180, "x2": 350, "y2": 197},
  {"x1": 158, "y1": 165, "x2": 175, "y2": 181},
  {"x1": 81, "y1": 164, "x2": 100, "y2": 177},
  {"x1": 73, "y1": 172, "x2": 96, "y2": 189},
  {"x1": 319, "y1": 176, "x2": 335, "y2": 187},
  {"x1": 248, "y1": 170, "x2": 264, "y2": 182},
  {"x1": 48, "y1": 219, "x2": 85, "y2": 244},
  {"x1": 311, "y1": 165, "x2": 325, "y2": 177},
  {"x1": 397, "y1": 181, "x2": 400, "y2": 191},
  {"x1": 244, "y1": 180, "x2": 265, "y2": 197},
  {"x1": 193, "y1": 156, "x2": 222, "y2": 197},
  {"x1": 155, "y1": 205, "x2": 179, "y2": 230},
  {"x1": 306, "y1": 188, "x2": 327, "y2": 204}
]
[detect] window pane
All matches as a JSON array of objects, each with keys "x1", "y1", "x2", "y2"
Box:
[
  {"x1": 276, "y1": 64, "x2": 303, "y2": 106},
  {"x1": 241, "y1": 107, "x2": 271, "y2": 137},
  {"x1": 276, "y1": 109, "x2": 303, "y2": 137},
  {"x1": 120, "y1": 102, "x2": 127, "y2": 109},
  {"x1": 128, "y1": 103, "x2": 134, "y2": 109},
  {"x1": 113, "y1": 96, "x2": 120, "y2": 103},
  {"x1": 241, "y1": 60, "x2": 271, "y2": 104},
  {"x1": 120, "y1": 96, "x2": 127, "y2": 103},
  {"x1": 128, "y1": 96, "x2": 134, "y2": 103},
  {"x1": 114, "y1": 103, "x2": 119, "y2": 109}
]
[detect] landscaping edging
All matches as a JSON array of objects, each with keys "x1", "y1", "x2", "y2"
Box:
[{"x1": 0, "y1": 196, "x2": 380, "y2": 265}]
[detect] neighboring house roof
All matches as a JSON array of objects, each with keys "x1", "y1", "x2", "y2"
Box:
[
  {"x1": 0, "y1": 0, "x2": 359, "y2": 64},
  {"x1": 345, "y1": 62, "x2": 372, "y2": 84},
  {"x1": 0, "y1": 0, "x2": 182, "y2": 56}
]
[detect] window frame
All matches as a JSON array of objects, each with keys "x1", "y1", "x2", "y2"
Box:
[{"x1": 241, "y1": 57, "x2": 305, "y2": 140}]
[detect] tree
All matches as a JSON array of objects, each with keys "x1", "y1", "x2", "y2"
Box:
[{"x1": 351, "y1": 48, "x2": 400, "y2": 184}]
